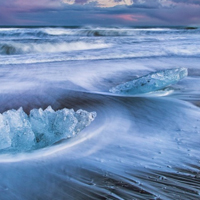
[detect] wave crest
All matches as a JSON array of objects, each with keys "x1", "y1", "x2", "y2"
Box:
[
  {"x1": 1, "y1": 27, "x2": 197, "y2": 38},
  {"x1": 0, "y1": 41, "x2": 111, "y2": 55}
]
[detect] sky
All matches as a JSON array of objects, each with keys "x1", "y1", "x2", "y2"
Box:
[{"x1": 0, "y1": 0, "x2": 200, "y2": 26}]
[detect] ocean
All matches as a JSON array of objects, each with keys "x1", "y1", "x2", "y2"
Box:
[{"x1": 0, "y1": 26, "x2": 200, "y2": 199}]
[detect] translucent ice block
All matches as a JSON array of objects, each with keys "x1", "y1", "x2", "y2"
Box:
[
  {"x1": 0, "y1": 106, "x2": 96, "y2": 152},
  {"x1": 109, "y1": 68, "x2": 188, "y2": 95}
]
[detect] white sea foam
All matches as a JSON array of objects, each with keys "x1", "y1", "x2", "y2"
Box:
[
  {"x1": 42, "y1": 28, "x2": 75, "y2": 36},
  {"x1": 0, "y1": 28, "x2": 19, "y2": 32}
]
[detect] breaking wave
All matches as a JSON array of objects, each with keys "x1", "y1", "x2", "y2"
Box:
[
  {"x1": 0, "y1": 41, "x2": 111, "y2": 55},
  {"x1": 72, "y1": 27, "x2": 176, "y2": 37},
  {"x1": 0, "y1": 28, "x2": 47, "y2": 39},
  {"x1": 42, "y1": 26, "x2": 199, "y2": 37}
]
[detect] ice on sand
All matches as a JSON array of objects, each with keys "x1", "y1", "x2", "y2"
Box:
[
  {"x1": 109, "y1": 68, "x2": 188, "y2": 95},
  {"x1": 0, "y1": 106, "x2": 96, "y2": 152}
]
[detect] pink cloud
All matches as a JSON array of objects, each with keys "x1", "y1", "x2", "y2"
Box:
[
  {"x1": 96, "y1": 14, "x2": 145, "y2": 22},
  {"x1": 114, "y1": 14, "x2": 145, "y2": 22}
]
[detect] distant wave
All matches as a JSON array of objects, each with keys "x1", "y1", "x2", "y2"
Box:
[
  {"x1": 0, "y1": 27, "x2": 198, "y2": 39},
  {"x1": 0, "y1": 50, "x2": 200, "y2": 65},
  {"x1": 0, "y1": 28, "x2": 47, "y2": 38},
  {"x1": 41, "y1": 27, "x2": 181, "y2": 37},
  {"x1": 0, "y1": 26, "x2": 199, "y2": 64},
  {"x1": 42, "y1": 28, "x2": 76, "y2": 36},
  {"x1": 0, "y1": 41, "x2": 111, "y2": 55}
]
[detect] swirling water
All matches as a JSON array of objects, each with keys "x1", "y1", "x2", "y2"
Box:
[{"x1": 0, "y1": 26, "x2": 200, "y2": 199}]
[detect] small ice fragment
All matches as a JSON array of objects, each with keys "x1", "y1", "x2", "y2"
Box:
[
  {"x1": 109, "y1": 68, "x2": 188, "y2": 95},
  {"x1": 74, "y1": 109, "x2": 97, "y2": 133}
]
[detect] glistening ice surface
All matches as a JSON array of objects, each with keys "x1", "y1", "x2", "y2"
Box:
[
  {"x1": 0, "y1": 107, "x2": 96, "y2": 152},
  {"x1": 0, "y1": 27, "x2": 200, "y2": 200},
  {"x1": 109, "y1": 68, "x2": 188, "y2": 95}
]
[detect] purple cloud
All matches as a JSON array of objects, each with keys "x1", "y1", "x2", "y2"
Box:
[
  {"x1": 0, "y1": 0, "x2": 200, "y2": 26},
  {"x1": 172, "y1": 0, "x2": 200, "y2": 5},
  {"x1": 75, "y1": 0, "x2": 88, "y2": 4}
]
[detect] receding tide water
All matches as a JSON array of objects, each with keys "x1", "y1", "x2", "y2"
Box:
[{"x1": 0, "y1": 26, "x2": 200, "y2": 199}]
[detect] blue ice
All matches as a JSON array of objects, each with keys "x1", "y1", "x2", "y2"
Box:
[
  {"x1": 109, "y1": 68, "x2": 188, "y2": 95},
  {"x1": 0, "y1": 106, "x2": 96, "y2": 152}
]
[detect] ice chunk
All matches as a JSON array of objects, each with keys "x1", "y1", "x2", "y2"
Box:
[
  {"x1": 0, "y1": 114, "x2": 11, "y2": 150},
  {"x1": 30, "y1": 107, "x2": 96, "y2": 148},
  {"x1": 109, "y1": 68, "x2": 188, "y2": 95},
  {"x1": 53, "y1": 108, "x2": 78, "y2": 140},
  {"x1": 0, "y1": 106, "x2": 96, "y2": 152},
  {"x1": 3, "y1": 108, "x2": 35, "y2": 151},
  {"x1": 29, "y1": 106, "x2": 57, "y2": 148},
  {"x1": 74, "y1": 109, "x2": 97, "y2": 133}
]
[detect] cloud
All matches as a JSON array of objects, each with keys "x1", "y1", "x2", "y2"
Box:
[
  {"x1": 172, "y1": 0, "x2": 200, "y2": 5},
  {"x1": 62, "y1": 0, "x2": 173, "y2": 8},
  {"x1": 0, "y1": 0, "x2": 61, "y2": 12},
  {"x1": 88, "y1": 0, "x2": 133, "y2": 8},
  {"x1": 94, "y1": 13, "x2": 146, "y2": 23},
  {"x1": 63, "y1": 0, "x2": 75, "y2": 5},
  {"x1": 140, "y1": 1, "x2": 200, "y2": 25},
  {"x1": 75, "y1": 0, "x2": 88, "y2": 4},
  {"x1": 63, "y1": 0, "x2": 134, "y2": 7},
  {"x1": 0, "y1": 0, "x2": 63, "y2": 25},
  {"x1": 0, "y1": 0, "x2": 200, "y2": 26},
  {"x1": 64, "y1": 0, "x2": 134, "y2": 7}
]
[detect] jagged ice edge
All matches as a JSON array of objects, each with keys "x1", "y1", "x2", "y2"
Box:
[{"x1": 0, "y1": 106, "x2": 96, "y2": 152}]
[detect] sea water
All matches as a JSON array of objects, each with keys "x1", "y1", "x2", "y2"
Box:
[{"x1": 0, "y1": 26, "x2": 200, "y2": 199}]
